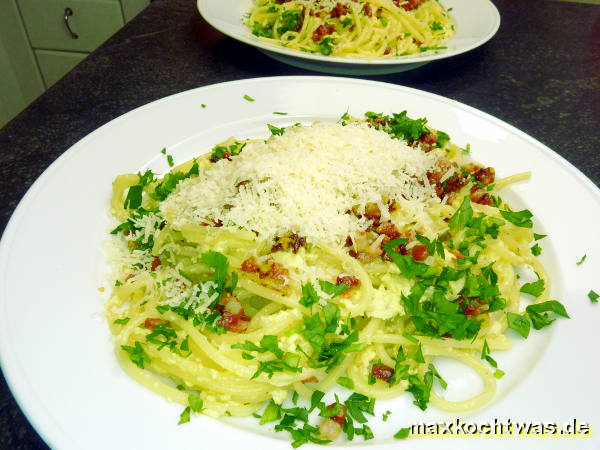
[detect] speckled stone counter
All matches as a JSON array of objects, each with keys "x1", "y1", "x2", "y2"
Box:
[{"x1": 0, "y1": 0, "x2": 599, "y2": 447}]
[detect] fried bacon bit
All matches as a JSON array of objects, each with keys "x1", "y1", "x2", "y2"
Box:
[
  {"x1": 151, "y1": 256, "x2": 161, "y2": 271},
  {"x1": 301, "y1": 376, "x2": 319, "y2": 384},
  {"x1": 312, "y1": 23, "x2": 335, "y2": 41},
  {"x1": 263, "y1": 261, "x2": 289, "y2": 284},
  {"x1": 319, "y1": 403, "x2": 346, "y2": 441},
  {"x1": 457, "y1": 296, "x2": 486, "y2": 317},
  {"x1": 362, "y1": 3, "x2": 372, "y2": 17},
  {"x1": 241, "y1": 256, "x2": 261, "y2": 273},
  {"x1": 336, "y1": 275, "x2": 360, "y2": 290},
  {"x1": 376, "y1": 221, "x2": 401, "y2": 240},
  {"x1": 123, "y1": 229, "x2": 130, "y2": 236},
  {"x1": 384, "y1": 47, "x2": 391, "y2": 55},
  {"x1": 375, "y1": 7, "x2": 383, "y2": 17},
  {"x1": 394, "y1": 0, "x2": 426, "y2": 11},
  {"x1": 344, "y1": 236, "x2": 354, "y2": 247},
  {"x1": 318, "y1": 417, "x2": 343, "y2": 440},
  {"x1": 235, "y1": 179, "x2": 251, "y2": 189},
  {"x1": 242, "y1": 257, "x2": 288, "y2": 285},
  {"x1": 330, "y1": 2, "x2": 348, "y2": 18},
  {"x1": 449, "y1": 248, "x2": 463, "y2": 259},
  {"x1": 290, "y1": 234, "x2": 307, "y2": 253},
  {"x1": 474, "y1": 167, "x2": 495, "y2": 185},
  {"x1": 427, "y1": 169, "x2": 468, "y2": 199},
  {"x1": 271, "y1": 233, "x2": 307, "y2": 253},
  {"x1": 470, "y1": 185, "x2": 493, "y2": 206},
  {"x1": 318, "y1": 404, "x2": 347, "y2": 439},
  {"x1": 144, "y1": 318, "x2": 166, "y2": 329},
  {"x1": 410, "y1": 244, "x2": 429, "y2": 262},
  {"x1": 371, "y1": 363, "x2": 394, "y2": 382},
  {"x1": 218, "y1": 294, "x2": 250, "y2": 332},
  {"x1": 364, "y1": 202, "x2": 381, "y2": 223},
  {"x1": 327, "y1": 403, "x2": 347, "y2": 427},
  {"x1": 416, "y1": 132, "x2": 437, "y2": 152},
  {"x1": 349, "y1": 250, "x2": 374, "y2": 264}
]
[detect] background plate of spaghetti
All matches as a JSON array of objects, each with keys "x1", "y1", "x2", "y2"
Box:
[
  {"x1": 0, "y1": 77, "x2": 599, "y2": 450},
  {"x1": 197, "y1": 0, "x2": 500, "y2": 75}
]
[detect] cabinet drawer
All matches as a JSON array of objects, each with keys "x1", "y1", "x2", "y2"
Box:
[
  {"x1": 18, "y1": 0, "x2": 124, "y2": 52},
  {"x1": 35, "y1": 49, "x2": 87, "y2": 88}
]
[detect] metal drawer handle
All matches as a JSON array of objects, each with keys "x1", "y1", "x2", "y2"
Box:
[{"x1": 63, "y1": 8, "x2": 79, "y2": 40}]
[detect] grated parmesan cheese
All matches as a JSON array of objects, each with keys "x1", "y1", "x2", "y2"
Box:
[{"x1": 161, "y1": 122, "x2": 440, "y2": 245}]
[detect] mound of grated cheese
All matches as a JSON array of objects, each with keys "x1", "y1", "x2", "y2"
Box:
[{"x1": 160, "y1": 122, "x2": 441, "y2": 245}]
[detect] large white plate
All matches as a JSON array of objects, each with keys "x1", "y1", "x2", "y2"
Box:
[
  {"x1": 198, "y1": 0, "x2": 500, "y2": 75},
  {"x1": 1, "y1": 77, "x2": 599, "y2": 450}
]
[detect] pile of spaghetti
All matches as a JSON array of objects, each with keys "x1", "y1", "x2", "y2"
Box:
[
  {"x1": 106, "y1": 111, "x2": 567, "y2": 445},
  {"x1": 245, "y1": 0, "x2": 454, "y2": 58}
]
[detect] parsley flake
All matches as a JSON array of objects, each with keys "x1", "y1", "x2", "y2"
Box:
[
  {"x1": 394, "y1": 427, "x2": 411, "y2": 439},
  {"x1": 499, "y1": 209, "x2": 533, "y2": 228},
  {"x1": 506, "y1": 312, "x2": 530, "y2": 338},
  {"x1": 520, "y1": 279, "x2": 545, "y2": 298}
]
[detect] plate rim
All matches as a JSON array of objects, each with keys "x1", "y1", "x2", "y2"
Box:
[{"x1": 1, "y1": 76, "x2": 599, "y2": 450}]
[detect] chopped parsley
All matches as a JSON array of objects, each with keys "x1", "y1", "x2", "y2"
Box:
[
  {"x1": 448, "y1": 196, "x2": 473, "y2": 231},
  {"x1": 113, "y1": 317, "x2": 130, "y2": 325},
  {"x1": 298, "y1": 282, "x2": 319, "y2": 307},
  {"x1": 576, "y1": 254, "x2": 587, "y2": 265},
  {"x1": 525, "y1": 300, "x2": 569, "y2": 330},
  {"x1": 394, "y1": 427, "x2": 411, "y2": 439},
  {"x1": 243, "y1": 94, "x2": 255, "y2": 102},
  {"x1": 507, "y1": 312, "x2": 530, "y2": 338},
  {"x1": 337, "y1": 377, "x2": 354, "y2": 389},
  {"x1": 365, "y1": 110, "x2": 429, "y2": 142},
  {"x1": 480, "y1": 339, "x2": 498, "y2": 368},
  {"x1": 589, "y1": 290, "x2": 599, "y2": 303},
  {"x1": 123, "y1": 184, "x2": 143, "y2": 209},
  {"x1": 277, "y1": 10, "x2": 302, "y2": 34},
  {"x1": 151, "y1": 161, "x2": 199, "y2": 201},
  {"x1": 267, "y1": 124, "x2": 285, "y2": 136},
  {"x1": 499, "y1": 209, "x2": 534, "y2": 228},
  {"x1": 520, "y1": 278, "x2": 545, "y2": 298},
  {"x1": 121, "y1": 341, "x2": 150, "y2": 369},
  {"x1": 251, "y1": 21, "x2": 273, "y2": 37},
  {"x1": 318, "y1": 279, "x2": 348, "y2": 297},
  {"x1": 318, "y1": 37, "x2": 334, "y2": 56}
]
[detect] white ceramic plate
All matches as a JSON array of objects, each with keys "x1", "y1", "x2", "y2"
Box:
[
  {"x1": 1, "y1": 77, "x2": 599, "y2": 450},
  {"x1": 197, "y1": 0, "x2": 500, "y2": 75}
]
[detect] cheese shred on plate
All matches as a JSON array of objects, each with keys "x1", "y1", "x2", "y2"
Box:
[{"x1": 161, "y1": 122, "x2": 441, "y2": 245}]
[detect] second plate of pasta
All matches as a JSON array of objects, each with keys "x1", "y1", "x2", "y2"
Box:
[{"x1": 198, "y1": 0, "x2": 500, "y2": 74}]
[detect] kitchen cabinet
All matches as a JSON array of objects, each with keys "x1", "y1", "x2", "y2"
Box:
[{"x1": 0, "y1": 0, "x2": 149, "y2": 129}]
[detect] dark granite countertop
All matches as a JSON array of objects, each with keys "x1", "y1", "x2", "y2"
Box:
[{"x1": 1, "y1": 0, "x2": 599, "y2": 448}]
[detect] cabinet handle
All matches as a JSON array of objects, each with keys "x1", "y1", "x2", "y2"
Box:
[{"x1": 63, "y1": 8, "x2": 79, "y2": 40}]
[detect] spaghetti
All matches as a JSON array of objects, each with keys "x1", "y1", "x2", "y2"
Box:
[
  {"x1": 105, "y1": 111, "x2": 567, "y2": 444},
  {"x1": 245, "y1": 0, "x2": 455, "y2": 58}
]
